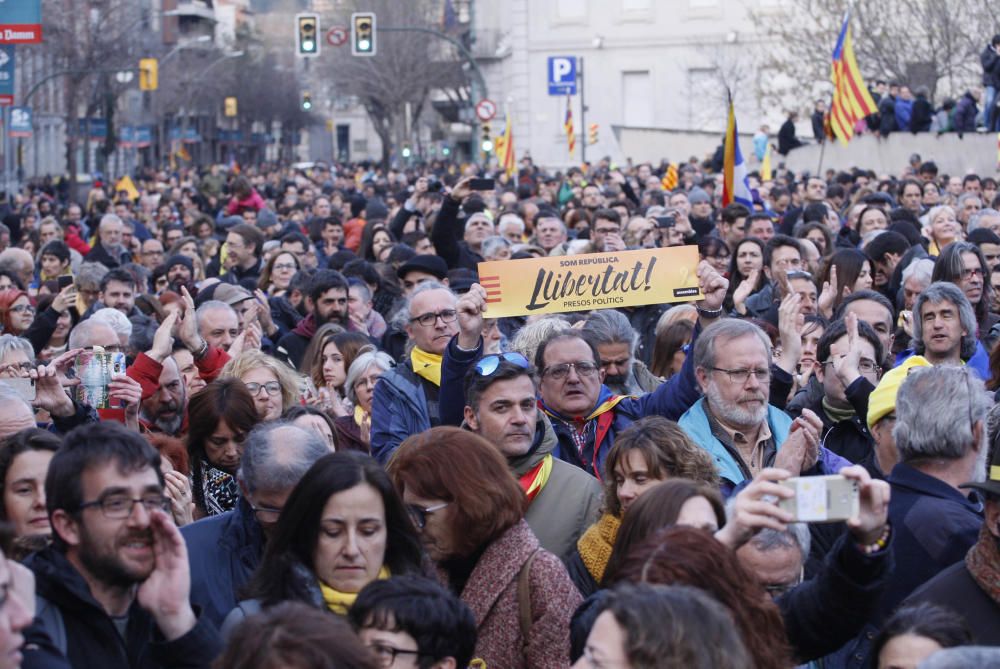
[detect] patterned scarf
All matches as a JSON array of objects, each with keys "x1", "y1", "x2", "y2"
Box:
[
  {"x1": 201, "y1": 462, "x2": 239, "y2": 516},
  {"x1": 576, "y1": 513, "x2": 622, "y2": 585},
  {"x1": 410, "y1": 347, "x2": 443, "y2": 386},
  {"x1": 966, "y1": 524, "x2": 1000, "y2": 605}
]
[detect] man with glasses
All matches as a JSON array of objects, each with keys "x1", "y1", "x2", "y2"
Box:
[
  {"x1": 800, "y1": 315, "x2": 884, "y2": 464},
  {"x1": 219, "y1": 223, "x2": 265, "y2": 286},
  {"x1": 183, "y1": 422, "x2": 329, "y2": 627},
  {"x1": 139, "y1": 238, "x2": 165, "y2": 272},
  {"x1": 371, "y1": 282, "x2": 459, "y2": 463},
  {"x1": 24, "y1": 422, "x2": 221, "y2": 666},
  {"x1": 680, "y1": 318, "x2": 849, "y2": 494},
  {"x1": 436, "y1": 320, "x2": 602, "y2": 558}
]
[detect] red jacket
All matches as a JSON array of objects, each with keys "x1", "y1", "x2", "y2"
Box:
[{"x1": 127, "y1": 346, "x2": 231, "y2": 433}]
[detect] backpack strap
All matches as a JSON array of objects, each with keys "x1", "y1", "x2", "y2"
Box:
[{"x1": 517, "y1": 549, "x2": 540, "y2": 649}]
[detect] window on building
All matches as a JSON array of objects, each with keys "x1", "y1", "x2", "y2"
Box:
[{"x1": 622, "y1": 71, "x2": 653, "y2": 127}]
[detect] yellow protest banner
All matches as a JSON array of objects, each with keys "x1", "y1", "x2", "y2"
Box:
[{"x1": 478, "y1": 246, "x2": 701, "y2": 318}]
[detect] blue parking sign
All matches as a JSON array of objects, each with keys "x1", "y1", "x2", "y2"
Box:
[
  {"x1": 8, "y1": 106, "x2": 31, "y2": 137},
  {"x1": 548, "y1": 56, "x2": 577, "y2": 96}
]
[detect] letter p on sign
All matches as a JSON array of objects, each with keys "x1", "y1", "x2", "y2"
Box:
[{"x1": 547, "y1": 56, "x2": 577, "y2": 95}]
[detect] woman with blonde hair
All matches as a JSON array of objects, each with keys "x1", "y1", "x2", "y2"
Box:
[{"x1": 220, "y1": 349, "x2": 300, "y2": 422}]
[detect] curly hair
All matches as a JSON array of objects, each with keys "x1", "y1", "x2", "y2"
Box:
[
  {"x1": 220, "y1": 349, "x2": 301, "y2": 413},
  {"x1": 601, "y1": 416, "x2": 719, "y2": 517},
  {"x1": 614, "y1": 526, "x2": 792, "y2": 669}
]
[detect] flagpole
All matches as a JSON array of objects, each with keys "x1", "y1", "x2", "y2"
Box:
[{"x1": 816, "y1": 137, "x2": 827, "y2": 177}]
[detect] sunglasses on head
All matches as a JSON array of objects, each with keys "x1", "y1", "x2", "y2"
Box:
[{"x1": 474, "y1": 352, "x2": 530, "y2": 377}]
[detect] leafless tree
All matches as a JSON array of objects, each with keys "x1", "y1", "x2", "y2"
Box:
[
  {"x1": 320, "y1": 0, "x2": 469, "y2": 169},
  {"x1": 748, "y1": 0, "x2": 998, "y2": 114}
]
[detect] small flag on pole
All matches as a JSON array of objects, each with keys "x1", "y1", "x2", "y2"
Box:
[
  {"x1": 829, "y1": 11, "x2": 877, "y2": 144},
  {"x1": 761, "y1": 143, "x2": 772, "y2": 182},
  {"x1": 722, "y1": 96, "x2": 754, "y2": 209},
  {"x1": 495, "y1": 109, "x2": 516, "y2": 178},
  {"x1": 662, "y1": 163, "x2": 678, "y2": 190},
  {"x1": 564, "y1": 94, "x2": 576, "y2": 157}
]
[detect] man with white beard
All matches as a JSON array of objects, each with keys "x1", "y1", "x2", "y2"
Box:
[
  {"x1": 84, "y1": 214, "x2": 132, "y2": 269},
  {"x1": 679, "y1": 318, "x2": 851, "y2": 495}
]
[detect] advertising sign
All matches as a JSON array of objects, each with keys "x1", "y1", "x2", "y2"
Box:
[
  {"x1": 478, "y1": 246, "x2": 701, "y2": 318},
  {"x1": 0, "y1": 1, "x2": 42, "y2": 43}
]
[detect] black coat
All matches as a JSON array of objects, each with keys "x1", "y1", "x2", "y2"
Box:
[
  {"x1": 910, "y1": 96, "x2": 933, "y2": 132},
  {"x1": 430, "y1": 196, "x2": 485, "y2": 271},
  {"x1": 982, "y1": 44, "x2": 1000, "y2": 88},
  {"x1": 24, "y1": 547, "x2": 221, "y2": 669},
  {"x1": 794, "y1": 376, "x2": 877, "y2": 465},
  {"x1": 83, "y1": 243, "x2": 131, "y2": 269},
  {"x1": 777, "y1": 119, "x2": 803, "y2": 155},
  {"x1": 878, "y1": 95, "x2": 898, "y2": 135},
  {"x1": 778, "y1": 531, "x2": 894, "y2": 663},
  {"x1": 905, "y1": 557, "x2": 1000, "y2": 646}
]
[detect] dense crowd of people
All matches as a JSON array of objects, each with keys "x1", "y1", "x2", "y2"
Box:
[{"x1": 0, "y1": 150, "x2": 995, "y2": 668}]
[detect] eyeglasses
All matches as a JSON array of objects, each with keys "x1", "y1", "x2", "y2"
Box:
[
  {"x1": 10, "y1": 305, "x2": 35, "y2": 314},
  {"x1": 541, "y1": 361, "x2": 599, "y2": 381},
  {"x1": 246, "y1": 381, "x2": 282, "y2": 397},
  {"x1": 81, "y1": 344, "x2": 125, "y2": 354},
  {"x1": 0, "y1": 361, "x2": 34, "y2": 374},
  {"x1": 961, "y1": 267, "x2": 984, "y2": 280},
  {"x1": 820, "y1": 359, "x2": 880, "y2": 374},
  {"x1": 79, "y1": 493, "x2": 170, "y2": 519},
  {"x1": 475, "y1": 351, "x2": 529, "y2": 377},
  {"x1": 406, "y1": 502, "x2": 449, "y2": 529},
  {"x1": 272, "y1": 263, "x2": 297, "y2": 271},
  {"x1": 708, "y1": 367, "x2": 770, "y2": 384},
  {"x1": 409, "y1": 309, "x2": 458, "y2": 327},
  {"x1": 249, "y1": 502, "x2": 283, "y2": 523},
  {"x1": 366, "y1": 643, "x2": 422, "y2": 668}
]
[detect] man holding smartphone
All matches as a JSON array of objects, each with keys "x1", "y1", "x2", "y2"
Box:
[{"x1": 431, "y1": 176, "x2": 496, "y2": 271}]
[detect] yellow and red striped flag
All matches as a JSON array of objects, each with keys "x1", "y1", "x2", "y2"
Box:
[
  {"x1": 761, "y1": 143, "x2": 772, "y2": 182},
  {"x1": 564, "y1": 94, "x2": 575, "y2": 157},
  {"x1": 829, "y1": 11, "x2": 877, "y2": 144},
  {"x1": 661, "y1": 163, "x2": 678, "y2": 190},
  {"x1": 495, "y1": 110, "x2": 515, "y2": 178}
]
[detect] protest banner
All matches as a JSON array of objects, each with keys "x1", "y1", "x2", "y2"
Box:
[{"x1": 478, "y1": 246, "x2": 701, "y2": 318}]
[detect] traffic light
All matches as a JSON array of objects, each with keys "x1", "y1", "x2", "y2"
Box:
[
  {"x1": 588, "y1": 123, "x2": 599, "y2": 145},
  {"x1": 139, "y1": 58, "x2": 158, "y2": 91},
  {"x1": 296, "y1": 13, "x2": 320, "y2": 57},
  {"x1": 401, "y1": 145, "x2": 412, "y2": 159},
  {"x1": 224, "y1": 97, "x2": 238, "y2": 117},
  {"x1": 351, "y1": 12, "x2": 376, "y2": 56},
  {"x1": 481, "y1": 124, "x2": 493, "y2": 153},
  {"x1": 301, "y1": 92, "x2": 313, "y2": 111}
]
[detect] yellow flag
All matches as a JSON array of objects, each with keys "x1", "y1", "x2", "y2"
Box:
[
  {"x1": 761, "y1": 143, "x2": 772, "y2": 182},
  {"x1": 114, "y1": 175, "x2": 139, "y2": 201}
]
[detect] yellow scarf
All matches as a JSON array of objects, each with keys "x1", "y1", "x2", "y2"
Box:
[
  {"x1": 353, "y1": 404, "x2": 367, "y2": 427},
  {"x1": 519, "y1": 453, "x2": 554, "y2": 503},
  {"x1": 319, "y1": 566, "x2": 390, "y2": 615},
  {"x1": 410, "y1": 347, "x2": 443, "y2": 386},
  {"x1": 576, "y1": 513, "x2": 621, "y2": 585}
]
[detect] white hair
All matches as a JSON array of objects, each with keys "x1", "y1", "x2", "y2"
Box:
[{"x1": 90, "y1": 308, "x2": 133, "y2": 340}]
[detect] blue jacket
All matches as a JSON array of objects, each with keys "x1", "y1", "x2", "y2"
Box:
[
  {"x1": 182, "y1": 498, "x2": 265, "y2": 629},
  {"x1": 439, "y1": 326, "x2": 704, "y2": 479},
  {"x1": 894, "y1": 342, "x2": 991, "y2": 382},
  {"x1": 679, "y1": 398, "x2": 852, "y2": 495},
  {"x1": 370, "y1": 360, "x2": 432, "y2": 464},
  {"x1": 894, "y1": 98, "x2": 913, "y2": 131}
]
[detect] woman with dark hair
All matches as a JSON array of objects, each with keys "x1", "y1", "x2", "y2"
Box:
[
  {"x1": 575, "y1": 583, "x2": 751, "y2": 669},
  {"x1": 931, "y1": 241, "x2": 999, "y2": 342},
  {"x1": 817, "y1": 248, "x2": 873, "y2": 317},
  {"x1": 726, "y1": 237, "x2": 766, "y2": 312},
  {"x1": 30, "y1": 291, "x2": 75, "y2": 362},
  {"x1": 602, "y1": 479, "x2": 727, "y2": 586},
  {"x1": 216, "y1": 601, "x2": 378, "y2": 669},
  {"x1": 187, "y1": 379, "x2": 261, "y2": 517},
  {"x1": 612, "y1": 526, "x2": 793, "y2": 669},
  {"x1": 796, "y1": 222, "x2": 834, "y2": 259},
  {"x1": 257, "y1": 249, "x2": 300, "y2": 297},
  {"x1": 871, "y1": 602, "x2": 972, "y2": 669},
  {"x1": 567, "y1": 417, "x2": 719, "y2": 596},
  {"x1": 0, "y1": 289, "x2": 35, "y2": 336},
  {"x1": 225, "y1": 451, "x2": 423, "y2": 631},
  {"x1": 649, "y1": 320, "x2": 694, "y2": 379},
  {"x1": 359, "y1": 224, "x2": 396, "y2": 263},
  {"x1": 698, "y1": 236, "x2": 731, "y2": 275},
  {"x1": 226, "y1": 175, "x2": 265, "y2": 216},
  {"x1": 389, "y1": 426, "x2": 581, "y2": 669},
  {"x1": 0, "y1": 428, "x2": 60, "y2": 542}
]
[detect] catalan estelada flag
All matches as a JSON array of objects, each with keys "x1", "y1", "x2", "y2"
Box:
[
  {"x1": 564, "y1": 94, "x2": 575, "y2": 157},
  {"x1": 830, "y1": 11, "x2": 877, "y2": 144},
  {"x1": 662, "y1": 163, "x2": 678, "y2": 190},
  {"x1": 722, "y1": 97, "x2": 753, "y2": 209},
  {"x1": 494, "y1": 110, "x2": 515, "y2": 178},
  {"x1": 760, "y1": 142, "x2": 772, "y2": 182}
]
